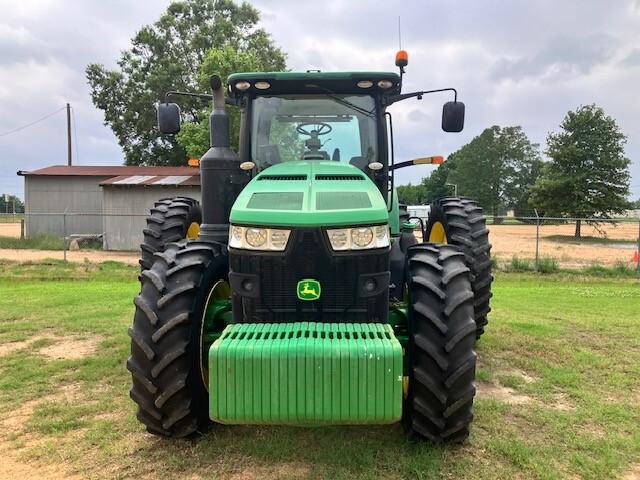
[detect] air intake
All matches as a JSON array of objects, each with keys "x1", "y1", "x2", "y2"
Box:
[
  {"x1": 258, "y1": 175, "x2": 307, "y2": 181},
  {"x1": 315, "y1": 174, "x2": 365, "y2": 181}
]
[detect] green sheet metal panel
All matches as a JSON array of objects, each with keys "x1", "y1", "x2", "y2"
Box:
[{"x1": 209, "y1": 322, "x2": 402, "y2": 425}]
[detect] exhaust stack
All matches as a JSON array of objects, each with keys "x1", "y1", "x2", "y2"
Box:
[{"x1": 198, "y1": 75, "x2": 244, "y2": 244}]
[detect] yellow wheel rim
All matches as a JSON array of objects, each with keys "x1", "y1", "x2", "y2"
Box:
[
  {"x1": 186, "y1": 222, "x2": 200, "y2": 240},
  {"x1": 199, "y1": 279, "x2": 231, "y2": 391},
  {"x1": 428, "y1": 221, "x2": 448, "y2": 244}
]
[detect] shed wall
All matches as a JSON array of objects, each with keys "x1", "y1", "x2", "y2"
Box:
[
  {"x1": 24, "y1": 176, "x2": 109, "y2": 236},
  {"x1": 102, "y1": 186, "x2": 201, "y2": 250}
]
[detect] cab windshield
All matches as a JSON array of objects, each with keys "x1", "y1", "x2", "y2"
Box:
[{"x1": 250, "y1": 95, "x2": 378, "y2": 171}]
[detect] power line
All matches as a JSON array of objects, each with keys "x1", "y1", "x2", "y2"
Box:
[{"x1": 0, "y1": 107, "x2": 66, "y2": 138}]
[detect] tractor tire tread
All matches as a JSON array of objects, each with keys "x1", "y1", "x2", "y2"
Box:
[
  {"x1": 404, "y1": 243, "x2": 476, "y2": 443},
  {"x1": 139, "y1": 197, "x2": 201, "y2": 271},
  {"x1": 128, "y1": 241, "x2": 227, "y2": 438},
  {"x1": 425, "y1": 197, "x2": 493, "y2": 339}
]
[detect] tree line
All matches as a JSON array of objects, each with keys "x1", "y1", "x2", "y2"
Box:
[
  {"x1": 0, "y1": 194, "x2": 24, "y2": 214},
  {"x1": 398, "y1": 105, "x2": 634, "y2": 236}
]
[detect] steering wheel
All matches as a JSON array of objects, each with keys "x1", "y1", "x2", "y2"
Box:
[{"x1": 296, "y1": 122, "x2": 332, "y2": 136}]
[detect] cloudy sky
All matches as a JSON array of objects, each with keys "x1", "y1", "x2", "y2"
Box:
[{"x1": 1, "y1": 0, "x2": 639, "y2": 201}]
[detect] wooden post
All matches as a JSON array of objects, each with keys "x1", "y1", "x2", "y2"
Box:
[
  {"x1": 20, "y1": 219, "x2": 25, "y2": 240},
  {"x1": 66, "y1": 103, "x2": 72, "y2": 166}
]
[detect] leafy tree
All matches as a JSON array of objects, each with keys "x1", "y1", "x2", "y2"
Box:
[
  {"x1": 177, "y1": 45, "x2": 285, "y2": 157},
  {"x1": 0, "y1": 194, "x2": 24, "y2": 214},
  {"x1": 529, "y1": 105, "x2": 631, "y2": 237},
  {"x1": 86, "y1": 0, "x2": 285, "y2": 166},
  {"x1": 633, "y1": 198, "x2": 640, "y2": 209},
  {"x1": 447, "y1": 126, "x2": 542, "y2": 218},
  {"x1": 396, "y1": 161, "x2": 457, "y2": 205}
]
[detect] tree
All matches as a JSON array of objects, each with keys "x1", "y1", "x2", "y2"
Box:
[
  {"x1": 86, "y1": 0, "x2": 285, "y2": 166},
  {"x1": 447, "y1": 126, "x2": 542, "y2": 218},
  {"x1": 397, "y1": 160, "x2": 457, "y2": 205},
  {"x1": 0, "y1": 194, "x2": 24, "y2": 214},
  {"x1": 176, "y1": 45, "x2": 285, "y2": 157},
  {"x1": 529, "y1": 105, "x2": 631, "y2": 237},
  {"x1": 633, "y1": 198, "x2": 640, "y2": 209}
]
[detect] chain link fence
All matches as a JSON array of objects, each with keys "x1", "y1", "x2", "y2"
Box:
[{"x1": 1, "y1": 212, "x2": 639, "y2": 276}]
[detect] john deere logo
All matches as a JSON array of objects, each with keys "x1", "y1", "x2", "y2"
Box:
[{"x1": 297, "y1": 279, "x2": 321, "y2": 301}]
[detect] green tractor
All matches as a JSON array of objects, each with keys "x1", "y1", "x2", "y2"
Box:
[{"x1": 128, "y1": 52, "x2": 492, "y2": 442}]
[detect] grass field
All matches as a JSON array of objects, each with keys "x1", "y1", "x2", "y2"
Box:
[{"x1": 0, "y1": 260, "x2": 639, "y2": 479}]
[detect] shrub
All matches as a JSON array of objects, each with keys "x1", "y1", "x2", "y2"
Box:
[
  {"x1": 507, "y1": 256, "x2": 533, "y2": 272},
  {"x1": 536, "y1": 256, "x2": 559, "y2": 274}
]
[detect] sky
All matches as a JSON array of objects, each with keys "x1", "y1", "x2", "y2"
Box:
[{"x1": 1, "y1": 0, "x2": 639, "y2": 201}]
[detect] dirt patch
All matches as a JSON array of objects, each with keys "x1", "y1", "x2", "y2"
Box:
[
  {"x1": 38, "y1": 338, "x2": 99, "y2": 360},
  {"x1": 0, "y1": 223, "x2": 22, "y2": 238},
  {"x1": 549, "y1": 393, "x2": 575, "y2": 412},
  {"x1": 489, "y1": 223, "x2": 639, "y2": 268},
  {"x1": 0, "y1": 382, "x2": 84, "y2": 480},
  {"x1": 476, "y1": 381, "x2": 533, "y2": 405},
  {"x1": 0, "y1": 398, "x2": 41, "y2": 431},
  {"x1": 505, "y1": 369, "x2": 538, "y2": 384},
  {"x1": 226, "y1": 462, "x2": 311, "y2": 480},
  {"x1": 0, "y1": 452, "x2": 82, "y2": 480},
  {"x1": 623, "y1": 464, "x2": 640, "y2": 480},
  {"x1": 0, "y1": 248, "x2": 138, "y2": 265},
  {"x1": 0, "y1": 339, "x2": 33, "y2": 357}
]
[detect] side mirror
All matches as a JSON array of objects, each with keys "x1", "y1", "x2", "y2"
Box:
[
  {"x1": 442, "y1": 101, "x2": 465, "y2": 133},
  {"x1": 157, "y1": 103, "x2": 181, "y2": 134}
]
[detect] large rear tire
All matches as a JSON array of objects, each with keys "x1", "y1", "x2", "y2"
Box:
[
  {"x1": 425, "y1": 197, "x2": 493, "y2": 338},
  {"x1": 403, "y1": 243, "x2": 477, "y2": 443},
  {"x1": 139, "y1": 197, "x2": 202, "y2": 270},
  {"x1": 127, "y1": 240, "x2": 227, "y2": 437}
]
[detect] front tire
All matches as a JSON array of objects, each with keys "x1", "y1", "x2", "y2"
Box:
[
  {"x1": 425, "y1": 197, "x2": 493, "y2": 338},
  {"x1": 127, "y1": 240, "x2": 227, "y2": 437},
  {"x1": 403, "y1": 243, "x2": 477, "y2": 443}
]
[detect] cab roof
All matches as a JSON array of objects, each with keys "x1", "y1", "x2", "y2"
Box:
[{"x1": 227, "y1": 71, "x2": 401, "y2": 98}]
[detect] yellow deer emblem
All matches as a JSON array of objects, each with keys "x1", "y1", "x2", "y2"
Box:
[{"x1": 297, "y1": 279, "x2": 321, "y2": 300}]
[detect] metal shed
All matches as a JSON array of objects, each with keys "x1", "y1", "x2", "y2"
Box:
[
  {"x1": 18, "y1": 165, "x2": 200, "y2": 249},
  {"x1": 101, "y1": 174, "x2": 200, "y2": 250}
]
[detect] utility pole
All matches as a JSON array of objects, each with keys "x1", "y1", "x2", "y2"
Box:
[{"x1": 66, "y1": 103, "x2": 72, "y2": 166}]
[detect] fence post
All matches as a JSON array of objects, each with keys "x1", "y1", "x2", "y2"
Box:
[
  {"x1": 534, "y1": 209, "x2": 540, "y2": 272},
  {"x1": 63, "y1": 213, "x2": 67, "y2": 262},
  {"x1": 20, "y1": 219, "x2": 25, "y2": 240}
]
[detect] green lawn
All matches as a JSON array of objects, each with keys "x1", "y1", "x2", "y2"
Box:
[{"x1": 0, "y1": 260, "x2": 639, "y2": 479}]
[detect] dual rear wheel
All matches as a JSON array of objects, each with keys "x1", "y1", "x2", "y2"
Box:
[{"x1": 403, "y1": 196, "x2": 493, "y2": 442}]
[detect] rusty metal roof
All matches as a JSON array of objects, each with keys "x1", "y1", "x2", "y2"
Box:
[
  {"x1": 100, "y1": 174, "x2": 200, "y2": 186},
  {"x1": 17, "y1": 165, "x2": 200, "y2": 177}
]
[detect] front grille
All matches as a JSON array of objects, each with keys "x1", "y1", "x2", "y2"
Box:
[
  {"x1": 315, "y1": 174, "x2": 364, "y2": 181},
  {"x1": 229, "y1": 229, "x2": 389, "y2": 323},
  {"x1": 258, "y1": 175, "x2": 307, "y2": 181}
]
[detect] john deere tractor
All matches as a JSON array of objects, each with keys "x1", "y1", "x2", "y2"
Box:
[{"x1": 128, "y1": 52, "x2": 492, "y2": 442}]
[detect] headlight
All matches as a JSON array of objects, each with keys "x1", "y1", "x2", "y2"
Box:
[
  {"x1": 327, "y1": 224, "x2": 390, "y2": 251},
  {"x1": 228, "y1": 225, "x2": 291, "y2": 251}
]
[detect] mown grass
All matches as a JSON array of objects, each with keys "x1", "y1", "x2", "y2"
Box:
[
  {"x1": 0, "y1": 260, "x2": 639, "y2": 479},
  {"x1": 0, "y1": 234, "x2": 65, "y2": 250}
]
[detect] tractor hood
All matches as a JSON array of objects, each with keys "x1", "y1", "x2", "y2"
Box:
[{"x1": 229, "y1": 161, "x2": 388, "y2": 227}]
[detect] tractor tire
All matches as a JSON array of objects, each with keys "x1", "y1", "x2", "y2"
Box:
[
  {"x1": 403, "y1": 243, "x2": 477, "y2": 443},
  {"x1": 139, "y1": 197, "x2": 202, "y2": 271},
  {"x1": 425, "y1": 197, "x2": 493, "y2": 338},
  {"x1": 127, "y1": 240, "x2": 228, "y2": 437}
]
